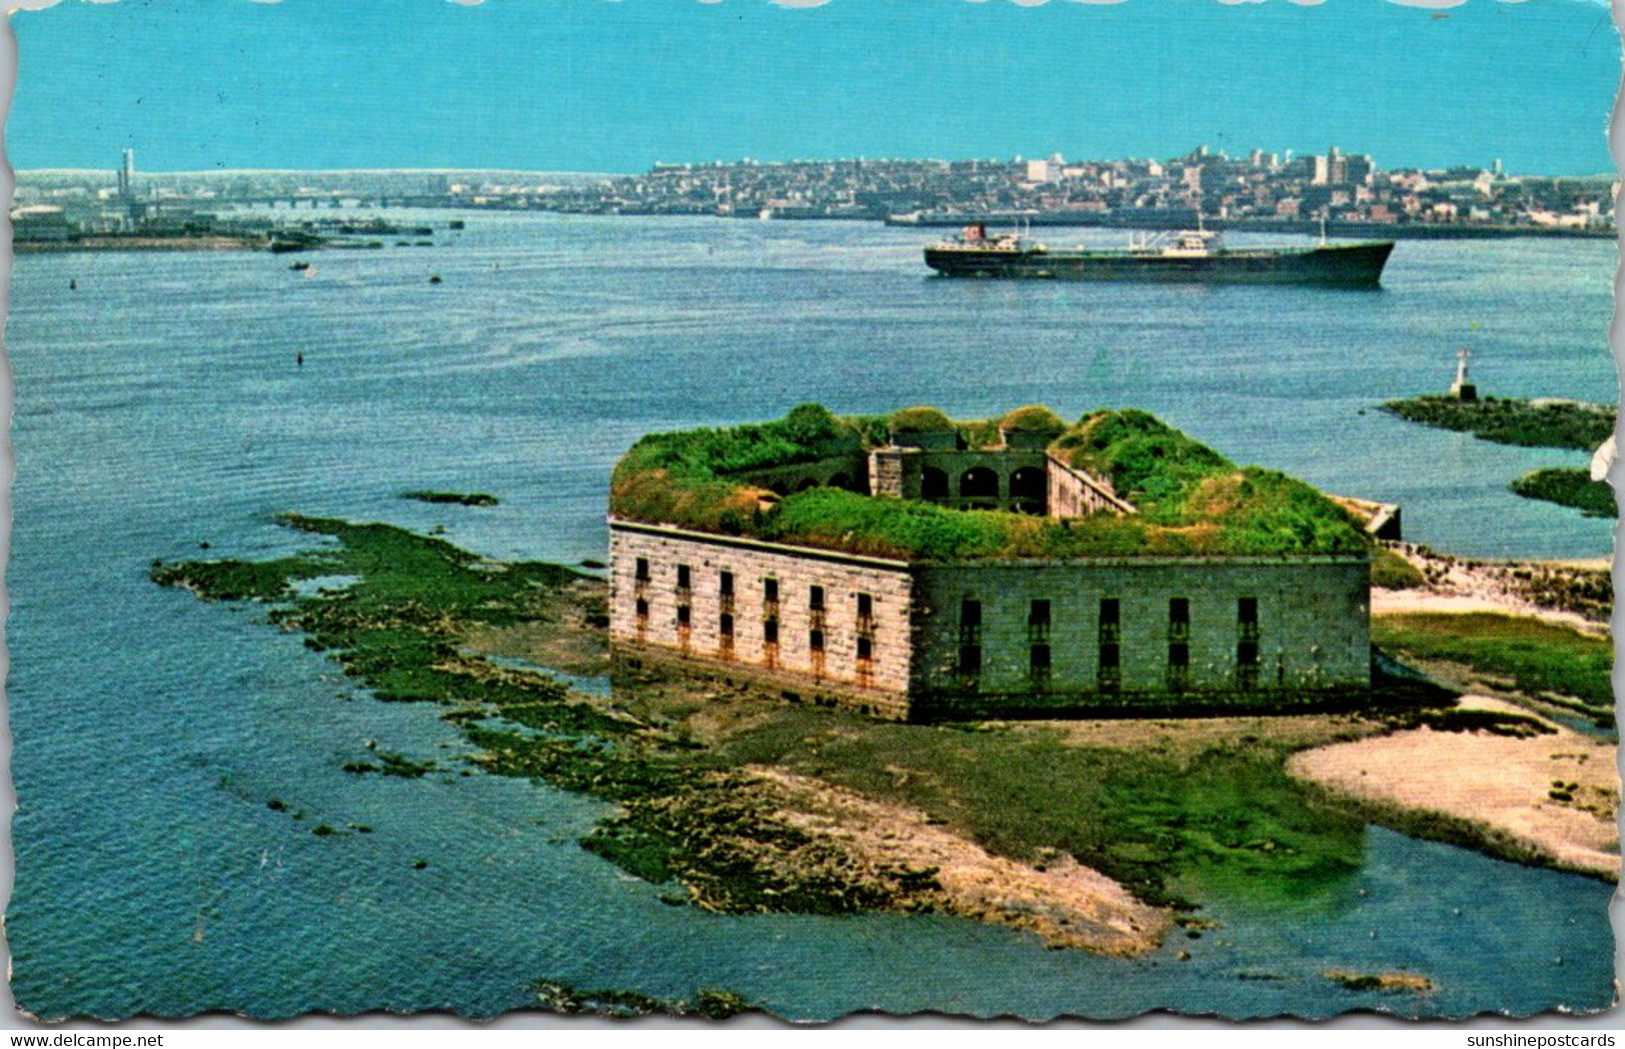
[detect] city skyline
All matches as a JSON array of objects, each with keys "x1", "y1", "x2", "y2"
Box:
[{"x1": 9, "y1": 0, "x2": 1620, "y2": 176}]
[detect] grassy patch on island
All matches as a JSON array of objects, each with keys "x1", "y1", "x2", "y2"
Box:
[
  {"x1": 1369, "y1": 546, "x2": 1425, "y2": 590},
  {"x1": 1509, "y1": 468, "x2": 1616, "y2": 518},
  {"x1": 1372, "y1": 611, "x2": 1612, "y2": 712},
  {"x1": 1380, "y1": 395, "x2": 1614, "y2": 451}
]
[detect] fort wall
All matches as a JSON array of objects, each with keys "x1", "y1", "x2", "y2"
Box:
[
  {"x1": 609, "y1": 520, "x2": 914, "y2": 718},
  {"x1": 909, "y1": 557, "x2": 1371, "y2": 716},
  {"x1": 1046, "y1": 454, "x2": 1135, "y2": 517},
  {"x1": 612, "y1": 519, "x2": 1370, "y2": 722},
  {"x1": 866, "y1": 446, "x2": 1050, "y2": 512}
]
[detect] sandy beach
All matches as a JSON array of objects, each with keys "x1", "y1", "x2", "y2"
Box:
[{"x1": 1289, "y1": 697, "x2": 1619, "y2": 881}]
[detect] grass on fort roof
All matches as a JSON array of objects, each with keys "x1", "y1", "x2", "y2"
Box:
[{"x1": 611, "y1": 403, "x2": 1368, "y2": 559}]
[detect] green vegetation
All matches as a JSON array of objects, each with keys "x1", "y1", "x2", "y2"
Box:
[
  {"x1": 888, "y1": 405, "x2": 955, "y2": 434},
  {"x1": 535, "y1": 981, "x2": 751, "y2": 1020},
  {"x1": 1372, "y1": 612, "x2": 1613, "y2": 712},
  {"x1": 1509, "y1": 468, "x2": 1616, "y2": 518},
  {"x1": 707, "y1": 709, "x2": 1370, "y2": 909},
  {"x1": 1000, "y1": 404, "x2": 1066, "y2": 434},
  {"x1": 1370, "y1": 546, "x2": 1426, "y2": 590},
  {"x1": 401, "y1": 490, "x2": 500, "y2": 507},
  {"x1": 1381, "y1": 395, "x2": 1614, "y2": 451},
  {"x1": 611, "y1": 404, "x2": 1369, "y2": 559}
]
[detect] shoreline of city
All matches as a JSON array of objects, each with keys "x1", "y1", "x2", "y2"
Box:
[{"x1": 16, "y1": 143, "x2": 1618, "y2": 249}]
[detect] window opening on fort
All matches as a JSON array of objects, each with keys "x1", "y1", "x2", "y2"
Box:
[
  {"x1": 857, "y1": 592, "x2": 873, "y2": 620},
  {"x1": 809, "y1": 585, "x2": 825, "y2": 612},
  {"x1": 1168, "y1": 597, "x2": 1190, "y2": 637},
  {"x1": 921, "y1": 466, "x2": 948, "y2": 499},
  {"x1": 959, "y1": 598, "x2": 982, "y2": 687},
  {"x1": 763, "y1": 577, "x2": 779, "y2": 606},
  {"x1": 959, "y1": 641, "x2": 982, "y2": 683},
  {"x1": 763, "y1": 605, "x2": 780, "y2": 668},
  {"x1": 675, "y1": 564, "x2": 691, "y2": 592},
  {"x1": 857, "y1": 635, "x2": 873, "y2": 660},
  {"x1": 676, "y1": 604, "x2": 691, "y2": 627},
  {"x1": 1099, "y1": 597, "x2": 1121, "y2": 691},
  {"x1": 1168, "y1": 642, "x2": 1190, "y2": 691},
  {"x1": 1030, "y1": 643, "x2": 1051, "y2": 686},
  {"x1": 719, "y1": 570, "x2": 735, "y2": 614},
  {"x1": 634, "y1": 556, "x2": 650, "y2": 582},
  {"x1": 1028, "y1": 599, "x2": 1051, "y2": 643},
  {"x1": 634, "y1": 597, "x2": 648, "y2": 620},
  {"x1": 1238, "y1": 596, "x2": 1261, "y2": 688},
  {"x1": 960, "y1": 599, "x2": 982, "y2": 641},
  {"x1": 1010, "y1": 465, "x2": 1046, "y2": 514},
  {"x1": 959, "y1": 466, "x2": 999, "y2": 509},
  {"x1": 810, "y1": 623, "x2": 826, "y2": 680},
  {"x1": 1167, "y1": 598, "x2": 1190, "y2": 690}
]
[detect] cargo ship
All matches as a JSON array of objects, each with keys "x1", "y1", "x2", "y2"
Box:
[{"x1": 923, "y1": 224, "x2": 1394, "y2": 287}]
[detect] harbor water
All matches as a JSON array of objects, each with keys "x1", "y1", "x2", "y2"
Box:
[{"x1": 6, "y1": 215, "x2": 1617, "y2": 1020}]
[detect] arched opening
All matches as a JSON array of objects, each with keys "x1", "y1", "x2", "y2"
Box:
[
  {"x1": 827, "y1": 472, "x2": 853, "y2": 492},
  {"x1": 921, "y1": 466, "x2": 949, "y2": 499},
  {"x1": 959, "y1": 466, "x2": 999, "y2": 508},
  {"x1": 795, "y1": 477, "x2": 819, "y2": 492},
  {"x1": 1010, "y1": 466, "x2": 1047, "y2": 514},
  {"x1": 768, "y1": 481, "x2": 790, "y2": 496}
]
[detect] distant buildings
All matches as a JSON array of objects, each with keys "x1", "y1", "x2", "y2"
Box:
[
  {"x1": 14, "y1": 144, "x2": 1615, "y2": 235},
  {"x1": 540, "y1": 145, "x2": 1613, "y2": 233}
]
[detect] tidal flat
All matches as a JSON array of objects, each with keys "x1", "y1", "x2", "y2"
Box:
[{"x1": 149, "y1": 514, "x2": 1614, "y2": 978}]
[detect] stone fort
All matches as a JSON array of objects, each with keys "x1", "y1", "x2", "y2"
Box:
[{"x1": 608, "y1": 404, "x2": 1373, "y2": 721}]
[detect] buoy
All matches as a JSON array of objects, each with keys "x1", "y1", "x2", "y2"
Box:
[
  {"x1": 296, "y1": 351, "x2": 304, "y2": 367},
  {"x1": 429, "y1": 274, "x2": 443, "y2": 284},
  {"x1": 69, "y1": 279, "x2": 77, "y2": 290}
]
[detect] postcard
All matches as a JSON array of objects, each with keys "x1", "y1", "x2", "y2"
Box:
[{"x1": 4, "y1": 0, "x2": 1619, "y2": 1026}]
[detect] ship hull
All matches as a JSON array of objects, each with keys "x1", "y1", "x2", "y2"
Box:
[{"x1": 924, "y1": 241, "x2": 1395, "y2": 287}]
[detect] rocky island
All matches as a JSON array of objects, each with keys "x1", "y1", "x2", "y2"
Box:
[{"x1": 148, "y1": 410, "x2": 1617, "y2": 964}]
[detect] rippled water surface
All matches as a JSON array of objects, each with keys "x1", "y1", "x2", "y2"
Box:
[{"x1": 6, "y1": 215, "x2": 1616, "y2": 1020}]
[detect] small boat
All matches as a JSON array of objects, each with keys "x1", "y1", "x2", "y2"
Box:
[{"x1": 288, "y1": 260, "x2": 312, "y2": 272}]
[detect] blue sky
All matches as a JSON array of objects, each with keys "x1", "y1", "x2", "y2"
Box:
[{"x1": 8, "y1": 0, "x2": 1620, "y2": 174}]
